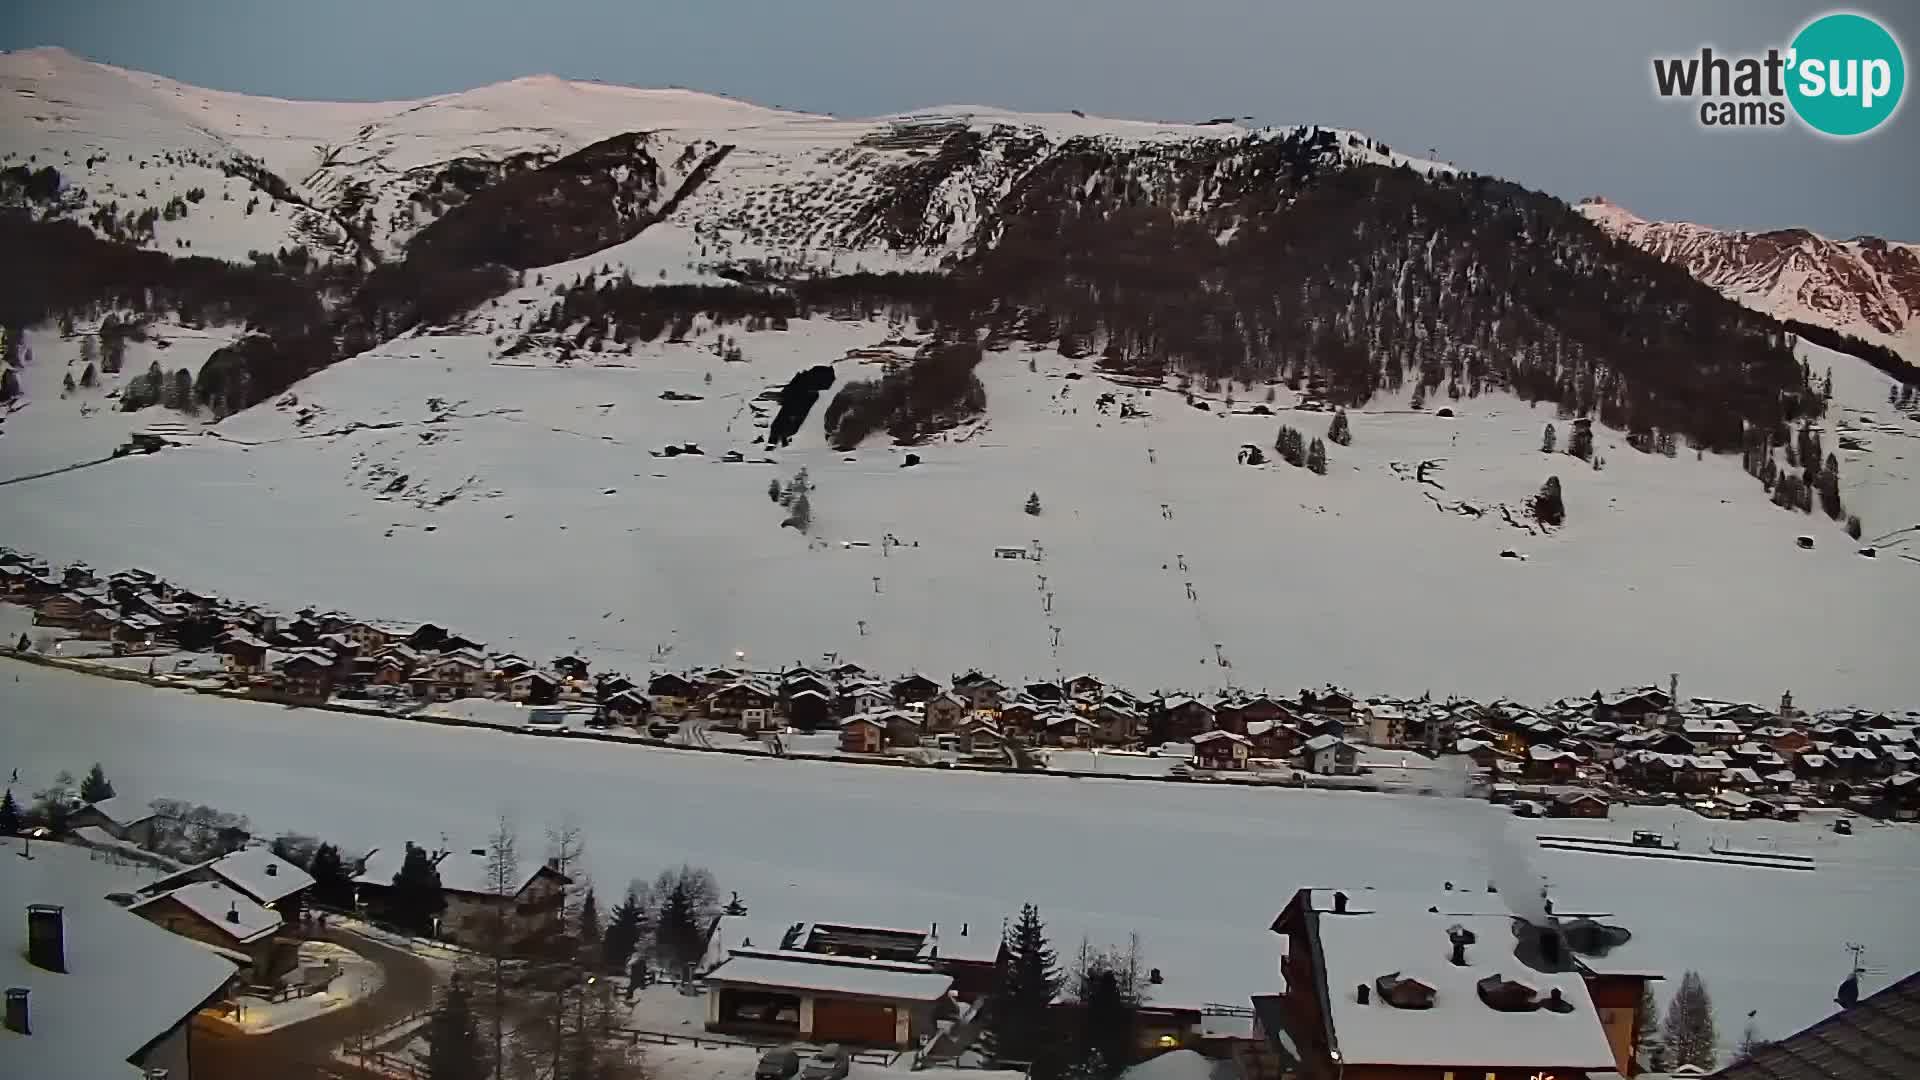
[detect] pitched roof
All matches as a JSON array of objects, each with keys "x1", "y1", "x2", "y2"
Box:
[
  {"x1": 1712, "y1": 969, "x2": 1920, "y2": 1079},
  {"x1": 1307, "y1": 903, "x2": 1618, "y2": 1069},
  {"x1": 706, "y1": 949, "x2": 954, "y2": 1002},
  {"x1": 0, "y1": 838, "x2": 237, "y2": 1078},
  {"x1": 134, "y1": 880, "x2": 282, "y2": 944},
  {"x1": 193, "y1": 846, "x2": 314, "y2": 906}
]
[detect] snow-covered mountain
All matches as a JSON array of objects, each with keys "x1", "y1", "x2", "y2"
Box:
[
  {"x1": 4, "y1": 47, "x2": 1918, "y2": 707},
  {"x1": 0, "y1": 45, "x2": 1444, "y2": 270},
  {"x1": 1579, "y1": 196, "x2": 1920, "y2": 361}
]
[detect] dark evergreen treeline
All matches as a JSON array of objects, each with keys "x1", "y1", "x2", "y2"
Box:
[
  {"x1": 1777, "y1": 317, "x2": 1920, "y2": 385},
  {"x1": 4, "y1": 123, "x2": 1871, "y2": 458}
]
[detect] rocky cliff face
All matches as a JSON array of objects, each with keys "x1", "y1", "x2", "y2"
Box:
[{"x1": 1580, "y1": 197, "x2": 1920, "y2": 360}]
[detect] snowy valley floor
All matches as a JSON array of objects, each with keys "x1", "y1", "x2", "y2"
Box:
[{"x1": 4, "y1": 660, "x2": 1917, "y2": 1048}]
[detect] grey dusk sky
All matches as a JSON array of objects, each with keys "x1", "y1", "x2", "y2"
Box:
[{"x1": 3, "y1": 0, "x2": 1914, "y2": 240}]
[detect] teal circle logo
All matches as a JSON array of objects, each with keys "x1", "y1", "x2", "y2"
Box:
[{"x1": 1787, "y1": 12, "x2": 1905, "y2": 136}]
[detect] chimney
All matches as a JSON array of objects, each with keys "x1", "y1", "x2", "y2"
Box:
[
  {"x1": 961, "y1": 922, "x2": 969, "y2": 937},
  {"x1": 471, "y1": 849, "x2": 486, "y2": 857},
  {"x1": 4, "y1": 988, "x2": 28, "y2": 1035},
  {"x1": 266, "y1": 863, "x2": 278, "y2": 877},
  {"x1": 1332, "y1": 891, "x2": 1348, "y2": 913},
  {"x1": 546, "y1": 857, "x2": 559, "y2": 871},
  {"x1": 1356, "y1": 983, "x2": 1370, "y2": 1005},
  {"x1": 1451, "y1": 939, "x2": 1468, "y2": 967},
  {"x1": 1149, "y1": 967, "x2": 1164, "y2": 985},
  {"x1": 27, "y1": 905, "x2": 65, "y2": 973},
  {"x1": 226, "y1": 902, "x2": 240, "y2": 924}
]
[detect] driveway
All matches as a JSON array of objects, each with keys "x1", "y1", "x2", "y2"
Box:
[{"x1": 194, "y1": 927, "x2": 441, "y2": 1080}]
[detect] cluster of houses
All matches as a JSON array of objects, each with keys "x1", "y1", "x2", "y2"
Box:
[
  {"x1": 1430, "y1": 685, "x2": 1920, "y2": 822},
  {"x1": 7, "y1": 549, "x2": 1918, "y2": 818}
]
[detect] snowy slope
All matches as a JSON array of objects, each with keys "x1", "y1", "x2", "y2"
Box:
[
  {"x1": 1, "y1": 47, "x2": 1441, "y2": 271},
  {"x1": 5, "y1": 310, "x2": 1917, "y2": 706},
  {"x1": 1580, "y1": 197, "x2": 1920, "y2": 361},
  {"x1": 4, "y1": 660, "x2": 1917, "y2": 1049}
]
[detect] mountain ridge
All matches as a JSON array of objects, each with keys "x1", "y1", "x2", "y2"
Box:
[{"x1": 1578, "y1": 196, "x2": 1920, "y2": 364}]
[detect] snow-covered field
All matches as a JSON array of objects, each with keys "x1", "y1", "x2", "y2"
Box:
[
  {"x1": 4, "y1": 660, "x2": 1917, "y2": 1048},
  {"x1": 5, "y1": 306, "x2": 1917, "y2": 705}
]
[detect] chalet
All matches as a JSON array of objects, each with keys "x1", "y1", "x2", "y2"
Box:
[
  {"x1": 1302, "y1": 688, "x2": 1355, "y2": 716},
  {"x1": 67, "y1": 796, "x2": 158, "y2": 848},
  {"x1": 1262, "y1": 888, "x2": 1652, "y2": 1080},
  {"x1": 490, "y1": 653, "x2": 535, "y2": 681},
  {"x1": 951, "y1": 671, "x2": 1007, "y2": 711},
  {"x1": 997, "y1": 701, "x2": 1041, "y2": 734},
  {"x1": 787, "y1": 688, "x2": 832, "y2": 731},
  {"x1": 1246, "y1": 719, "x2": 1299, "y2": 760},
  {"x1": 1362, "y1": 703, "x2": 1411, "y2": 748},
  {"x1": 708, "y1": 680, "x2": 779, "y2": 724},
  {"x1": 111, "y1": 613, "x2": 163, "y2": 647},
  {"x1": 1090, "y1": 703, "x2": 1139, "y2": 746},
  {"x1": 841, "y1": 714, "x2": 888, "y2": 755},
  {"x1": 131, "y1": 880, "x2": 296, "y2": 984},
  {"x1": 354, "y1": 845, "x2": 569, "y2": 952},
  {"x1": 1524, "y1": 745, "x2": 1580, "y2": 783},
  {"x1": 955, "y1": 716, "x2": 1004, "y2": 757},
  {"x1": 923, "y1": 691, "x2": 968, "y2": 734},
  {"x1": 1716, "y1": 967, "x2": 1920, "y2": 1080},
  {"x1": 705, "y1": 948, "x2": 954, "y2": 1048},
  {"x1": 343, "y1": 621, "x2": 397, "y2": 651},
  {"x1": 604, "y1": 688, "x2": 652, "y2": 725},
  {"x1": 1649, "y1": 732, "x2": 1700, "y2": 757},
  {"x1": 890, "y1": 673, "x2": 942, "y2": 704},
  {"x1": 1680, "y1": 715, "x2": 1743, "y2": 747},
  {"x1": 6, "y1": 838, "x2": 245, "y2": 1079},
  {"x1": 32, "y1": 593, "x2": 88, "y2": 628},
  {"x1": 1677, "y1": 754, "x2": 1727, "y2": 793},
  {"x1": 1550, "y1": 790, "x2": 1610, "y2": 819},
  {"x1": 648, "y1": 672, "x2": 699, "y2": 716},
  {"x1": 1828, "y1": 744, "x2": 1883, "y2": 781},
  {"x1": 843, "y1": 684, "x2": 895, "y2": 716},
  {"x1": 1065, "y1": 673, "x2": 1105, "y2": 700},
  {"x1": 828, "y1": 661, "x2": 868, "y2": 681},
  {"x1": 507, "y1": 669, "x2": 562, "y2": 705},
  {"x1": 780, "y1": 672, "x2": 835, "y2": 702},
  {"x1": 1158, "y1": 696, "x2": 1217, "y2": 742},
  {"x1": 697, "y1": 667, "x2": 747, "y2": 694},
  {"x1": 1880, "y1": 772, "x2": 1920, "y2": 821},
  {"x1": 1300, "y1": 734, "x2": 1358, "y2": 775},
  {"x1": 872, "y1": 710, "x2": 918, "y2": 748},
  {"x1": 1041, "y1": 712, "x2": 1097, "y2": 748},
  {"x1": 272, "y1": 650, "x2": 336, "y2": 702},
  {"x1": 144, "y1": 847, "x2": 314, "y2": 917},
  {"x1": 1192, "y1": 730, "x2": 1251, "y2": 771},
  {"x1": 599, "y1": 674, "x2": 638, "y2": 697},
  {"x1": 1023, "y1": 681, "x2": 1067, "y2": 705},
  {"x1": 551, "y1": 654, "x2": 591, "y2": 681},
  {"x1": 425, "y1": 652, "x2": 487, "y2": 697}
]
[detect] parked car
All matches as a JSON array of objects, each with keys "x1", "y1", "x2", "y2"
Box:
[
  {"x1": 756, "y1": 1047, "x2": 802, "y2": 1080},
  {"x1": 800, "y1": 1046, "x2": 850, "y2": 1080}
]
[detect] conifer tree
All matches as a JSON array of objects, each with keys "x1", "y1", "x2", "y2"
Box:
[
  {"x1": 1636, "y1": 983, "x2": 1665, "y2": 1071},
  {"x1": 768, "y1": 478, "x2": 782, "y2": 503},
  {"x1": 1846, "y1": 513, "x2": 1863, "y2": 540},
  {"x1": 603, "y1": 885, "x2": 645, "y2": 975},
  {"x1": 1531, "y1": 476, "x2": 1565, "y2": 526},
  {"x1": 390, "y1": 843, "x2": 446, "y2": 936},
  {"x1": 990, "y1": 903, "x2": 1063, "y2": 1074},
  {"x1": 1025, "y1": 492, "x2": 1043, "y2": 516},
  {"x1": 425, "y1": 977, "x2": 487, "y2": 1080},
  {"x1": 577, "y1": 887, "x2": 601, "y2": 957},
  {"x1": 1306, "y1": 436, "x2": 1327, "y2": 475},
  {"x1": 0, "y1": 789, "x2": 19, "y2": 835},
  {"x1": 78, "y1": 763, "x2": 115, "y2": 804},
  {"x1": 308, "y1": 843, "x2": 353, "y2": 910},
  {"x1": 1541, "y1": 422, "x2": 1556, "y2": 454},
  {"x1": 1661, "y1": 970, "x2": 1719, "y2": 1071},
  {"x1": 1327, "y1": 408, "x2": 1352, "y2": 446}
]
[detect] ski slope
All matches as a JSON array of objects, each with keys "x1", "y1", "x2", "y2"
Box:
[
  {"x1": 4, "y1": 306, "x2": 1916, "y2": 706},
  {"x1": 3, "y1": 660, "x2": 1916, "y2": 1048}
]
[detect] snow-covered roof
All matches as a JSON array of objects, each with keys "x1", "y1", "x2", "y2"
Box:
[
  {"x1": 1193, "y1": 730, "x2": 1250, "y2": 745},
  {"x1": 355, "y1": 846, "x2": 566, "y2": 898},
  {"x1": 134, "y1": 880, "x2": 282, "y2": 944},
  {"x1": 79, "y1": 795, "x2": 153, "y2": 827},
  {"x1": 706, "y1": 949, "x2": 953, "y2": 1002},
  {"x1": 0, "y1": 838, "x2": 237, "y2": 1079},
  {"x1": 179, "y1": 846, "x2": 314, "y2": 906},
  {"x1": 1313, "y1": 909, "x2": 1618, "y2": 1069},
  {"x1": 1303, "y1": 733, "x2": 1347, "y2": 752}
]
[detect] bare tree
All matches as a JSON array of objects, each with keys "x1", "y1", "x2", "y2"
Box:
[{"x1": 481, "y1": 811, "x2": 520, "y2": 1077}]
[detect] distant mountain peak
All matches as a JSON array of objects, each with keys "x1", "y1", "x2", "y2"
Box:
[{"x1": 1581, "y1": 198, "x2": 1919, "y2": 359}]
